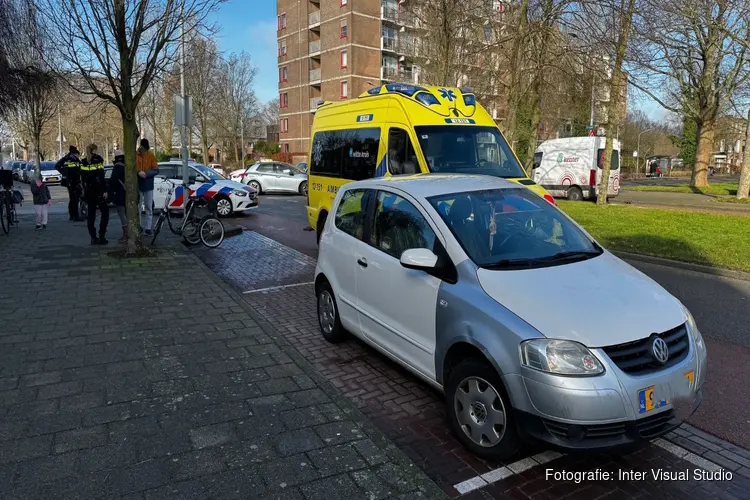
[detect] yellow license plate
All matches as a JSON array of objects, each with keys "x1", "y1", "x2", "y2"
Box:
[{"x1": 638, "y1": 386, "x2": 670, "y2": 414}]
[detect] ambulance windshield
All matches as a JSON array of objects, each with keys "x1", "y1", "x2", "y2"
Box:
[{"x1": 414, "y1": 126, "x2": 527, "y2": 179}]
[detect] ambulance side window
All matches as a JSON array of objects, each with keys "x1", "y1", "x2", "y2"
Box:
[
  {"x1": 532, "y1": 152, "x2": 543, "y2": 170},
  {"x1": 388, "y1": 128, "x2": 419, "y2": 175}
]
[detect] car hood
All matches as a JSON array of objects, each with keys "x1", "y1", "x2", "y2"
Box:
[
  {"x1": 476, "y1": 251, "x2": 686, "y2": 347},
  {"x1": 211, "y1": 179, "x2": 256, "y2": 193},
  {"x1": 41, "y1": 170, "x2": 61, "y2": 175}
]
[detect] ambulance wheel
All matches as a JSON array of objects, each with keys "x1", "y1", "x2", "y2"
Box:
[{"x1": 567, "y1": 186, "x2": 583, "y2": 201}]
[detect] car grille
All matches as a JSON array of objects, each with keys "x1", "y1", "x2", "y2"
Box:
[
  {"x1": 542, "y1": 409, "x2": 676, "y2": 443},
  {"x1": 602, "y1": 324, "x2": 689, "y2": 376}
]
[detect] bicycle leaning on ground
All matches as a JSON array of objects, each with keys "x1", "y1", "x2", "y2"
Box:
[
  {"x1": 0, "y1": 170, "x2": 21, "y2": 235},
  {"x1": 150, "y1": 178, "x2": 225, "y2": 248}
]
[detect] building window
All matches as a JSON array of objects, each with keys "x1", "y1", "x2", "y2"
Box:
[
  {"x1": 282, "y1": 143, "x2": 290, "y2": 153},
  {"x1": 341, "y1": 80, "x2": 348, "y2": 99},
  {"x1": 279, "y1": 66, "x2": 288, "y2": 82},
  {"x1": 340, "y1": 20, "x2": 348, "y2": 38},
  {"x1": 279, "y1": 39, "x2": 287, "y2": 56},
  {"x1": 278, "y1": 13, "x2": 287, "y2": 30},
  {"x1": 281, "y1": 119, "x2": 289, "y2": 133},
  {"x1": 280, "y1": 92, "x2": 288, "y2": 108},
  {"x1": 340, "y1": 49, "x2": 347, "y2": 68},
  {"x1": 341, "y1": 0, "x2": 347, "y2": 6}
]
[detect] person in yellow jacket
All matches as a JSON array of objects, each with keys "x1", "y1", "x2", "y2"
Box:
[{"x1": 136, "y1": 138, "x2": 159, "y2": 235}]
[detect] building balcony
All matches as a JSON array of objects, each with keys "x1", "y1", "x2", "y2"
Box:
[
  {"x1": 381, "y1": 66, "x2": 398, "y2": 81},
  {"x1": 309, "y1": 10, "x2": 320, "y2": 27},
  {"x1": 399, "y1": 68, "x2": 414, "y2": 82},
  {"x1": 310, "y1": 97, "x2": 324, "y2": 112},
  {"x1": 397, "y1": 40, "x2": 416, "y2": 57},
  {"x1": 309, "y1": 40, "x2": 320, "y2": 55},
  {"x1": 309, "y1": 68, "x2": 321, "y2": 84},
  {"x1": 382, "y1": 36, "x2": 397, "y2": 52},
  {"x1": 381, "y1": 6, "x2": 399, "y2": 23}
]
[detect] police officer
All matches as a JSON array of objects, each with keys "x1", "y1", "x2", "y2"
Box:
[
  {"x1": 55, "y1": 145, "x2": 83, "y2": 221},
  {"x1": 81, "y1": 144, "x2": 109, "y2": 245}
]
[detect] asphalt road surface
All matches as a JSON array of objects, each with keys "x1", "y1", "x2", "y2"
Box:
[{"x1": 232, "y1": 194, "x2": 750, "y2": 449}]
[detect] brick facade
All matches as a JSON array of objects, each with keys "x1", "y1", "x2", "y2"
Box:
[{"x1": 277, "y1": 0, "x2": 390, "y2": 157}]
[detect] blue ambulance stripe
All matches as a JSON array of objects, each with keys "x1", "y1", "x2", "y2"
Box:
[
  {"x1": 375, "y1": 157, "x2": 387, "y2": 178},
  {"x1": 196, "y1": 184, "x2": 211, "y2": 196}
]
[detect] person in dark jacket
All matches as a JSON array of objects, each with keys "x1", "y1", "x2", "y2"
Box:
[
  {"x1": 55, "y1": 145, "x2": 83, "y2": 221},
  {"x1": 30, "y1": 177, "x2": 52, "y2": 230},
  {"x1": 81, "y1": 143, "x2": 109, "y2": 245},
  {"x1": 109, "y1": 149, "x2": 128, "y2": 243}
]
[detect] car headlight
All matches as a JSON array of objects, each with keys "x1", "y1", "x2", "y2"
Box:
[
  {"x1": 683, "y1": 306, "x2": 704, "y2": 349},
  {"x1": 521, "y1": 339, "x2": 604, "y2": 376},
  {"x1": 232, "y1": 190, "x2": 247, "y2": 197}
]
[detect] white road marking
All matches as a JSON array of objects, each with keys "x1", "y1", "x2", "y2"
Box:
[
  {"x1": 242, "y1": 282, "x2": 314, "y2": 294},
  {"x1": 453, "y1": 439, "x2": 730, "y2": 495}
]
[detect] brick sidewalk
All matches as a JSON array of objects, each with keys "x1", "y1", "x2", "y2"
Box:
[{"x1": 0, "y1": 214, "x2": 446, "y2": 500}]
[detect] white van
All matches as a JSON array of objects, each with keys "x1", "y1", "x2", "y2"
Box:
[{"x1": 531, "y1": 137, "x2": 621, "y2": 201}]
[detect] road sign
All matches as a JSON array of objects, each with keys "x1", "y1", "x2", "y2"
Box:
[
  {"x1": 589, "y1": 129, "x2": 596, "y2": 137},
  {"x1": 173, "y1": 95, "x2": 193, "y2": 127},
  {"x1": 633, "y1": 151, "x2": 638, "y2": 157}
]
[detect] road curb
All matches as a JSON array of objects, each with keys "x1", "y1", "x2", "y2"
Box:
[
  {"x1": 614, "y1": 251, "x2": 750, "y2": 282},
  {"x1": 611, "y1": 200, "x2": 750, "y2": 216}
]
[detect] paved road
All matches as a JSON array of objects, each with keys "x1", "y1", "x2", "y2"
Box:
[
  {"x1": 612, "y1": 190, "x2": 750, "y2": 215},
  {"x1": 232, "y1": 195, "x2": 750, "y2": 450},
  {"x1": 622, "y1": 175, "x2": 740, "y2": 187}
]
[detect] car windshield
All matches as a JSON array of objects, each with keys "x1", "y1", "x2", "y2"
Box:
[
  {"x1": 415, "y1": 126, "x2": 527, "y2": 179},
  {"x1": 429, "y1": 188, "x2": 601, "y2": 269},
  {"x1": 40, "y1": 162, "x2": 56, "y2": 170},
  {"x1": 192, "y1": 164, "x2": 226, "y2": 181}
]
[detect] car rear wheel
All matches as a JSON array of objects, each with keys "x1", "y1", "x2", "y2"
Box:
[
  {"x1": 316, "y1": 281, "x2": 346, "y2": 343},
  {"x1": 316, "y1": 212, "x2": 327, "y2": 244},
  {"x1": 248, "y1": 180, "x2": 261, "y2": 194},
  {"x1": 299, "y1": 181, "x2": 308, "y2": 197},
  {"x1": 215, "y1": 196, "x2": 233, "y2": 217},
  {"x1": 445, "y1": 359, "x2": 521, "y2": 460},
  {"x1": 567, "y1": 186, "x2": 583, "y2": 201}
]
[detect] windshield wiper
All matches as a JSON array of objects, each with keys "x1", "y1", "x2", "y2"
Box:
[{"x1": 482, "y1": 250, "x2": 602, "y2": 270}]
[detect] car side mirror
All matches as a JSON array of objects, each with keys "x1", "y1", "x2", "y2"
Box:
[
  {"x1": 194, "y1": 175, "x2": 205, "y2": 183},
  {"x1": 289, "y1": 171, "x2": 295, "y2": 176},
  {"x1": 400, "y1": 248, "x2": 438, "y2": 271}
]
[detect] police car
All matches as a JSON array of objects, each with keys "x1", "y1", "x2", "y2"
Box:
[{"x1": 155, "y1": 161, "x2": 258, "y2": 217}]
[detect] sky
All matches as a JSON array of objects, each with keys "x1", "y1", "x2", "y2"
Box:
[
  {"x1": 209, "y1": 0, "x2": 279, "y2": 104},
  {"x1": 208, "y1": 1, "x2": 668, "y2": 123}
]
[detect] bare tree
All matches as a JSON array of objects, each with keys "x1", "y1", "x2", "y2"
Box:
[
  {"x1": 39, "y1": 0, "x2": 223, "y2": 253},
  {"x1": 630, "y1": 0, "x2": 750, "y2": 188},
  {"x1": 184, "y1": 36, "x2": 221, "y2": 164},
  {"x1": 215, "y1": 52, "x2": 258, "y2": 167}
]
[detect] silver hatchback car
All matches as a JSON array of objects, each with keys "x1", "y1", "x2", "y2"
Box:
[{"x1": 314, "y1": 174, "x2": 707, "y2": 459}]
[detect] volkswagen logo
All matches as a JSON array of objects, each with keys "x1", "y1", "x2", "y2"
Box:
[{"x1": 652, "y1": 337, "x2": 669, "y2": 364}]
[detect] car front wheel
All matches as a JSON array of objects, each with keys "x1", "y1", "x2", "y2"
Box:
[
  {"x1": 215, "y1": 196, "x2": 233, "y2": 217},
  {"x1": 445, "y1": 360, "x2": 521, "y2": 460},
  {"x1": 248, "y1": 180, "x2": 261, "y2": 194}
]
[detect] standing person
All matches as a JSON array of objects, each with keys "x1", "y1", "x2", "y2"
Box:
[
  {"x1": 30, "y1": 177, "x2": 51, "y2": 230},
  {"x1": 109, "y1": 149, "x2": 128, "y2": 243},
  {"x1": 136, "y1": 138, "x2": 159, "y2": 235},
  {"x1": 56, "y1": 145, "x2": 83, "y2": 221},
  {"x1": 81, "y1": 143, "x2": 109, "y2": 245}
]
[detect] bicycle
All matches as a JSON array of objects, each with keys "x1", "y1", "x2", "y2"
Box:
[
  {"x1": 0, "y1": 170, "x2": 20, "y2": 235},
  {"x1": 150, "y1": 178, "x2": 225, "y2": 248}
]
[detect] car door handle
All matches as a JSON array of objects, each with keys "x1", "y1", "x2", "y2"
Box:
[{"x1": 357, "y1": 258, "x2": 368, "y2": 268}]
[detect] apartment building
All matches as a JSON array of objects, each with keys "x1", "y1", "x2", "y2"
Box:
[{"x1": 277, "y1": 0, "x2": 419, "y2": 156}]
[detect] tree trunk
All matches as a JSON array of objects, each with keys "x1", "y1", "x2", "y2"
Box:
[
  {"x1": 597, "y1": 0, "x2": 634, "y2": 206},
  {"x1": 504, "y1": 0, "x2": 529, "y2": 147},
  {"x1": 122, "y1": 114, "x2": 141, "y2": 254},
  {"x1": 692, "y1": 120, "x2": 713, "y2": 188},
  {"x1": 33, "y1": 131, "x2": 42, "y2": 176},
  {"x1": 737, "y1": 110, "x2": 750, "y2": 199}
]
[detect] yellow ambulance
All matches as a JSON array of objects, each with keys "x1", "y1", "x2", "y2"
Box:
[{"x1": 306, "y1": 83, "x2": 554, "y2": 241}]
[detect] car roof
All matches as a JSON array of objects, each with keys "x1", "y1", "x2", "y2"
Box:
[{"x1": 345, "y1": 174, "x2": 518, "y2": 198}]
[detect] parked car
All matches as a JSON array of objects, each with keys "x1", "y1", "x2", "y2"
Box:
[
  {"x1": 241, "y1": 161, "x2": 308, "y2": 196},
  {"x1": 295, "y1": 162, "x2": 308, "y2": 173},
  {"x1": 11, "y1": 161, "x2": 25, "y2": 180},
  {"x1": 22, "y1": 162, "x2": 36, "y2": 183},
  {"x1": 155, "y1": 161, "x2": 258, "y2": 217},
  {"x1": 208, "y1": 163, "x2": 225, "y2": 175},
  {"x1": 314, "y1": 174, "x2": 706, "y2": 459},
  {"x1": 37, "y1": 161, "x2": 63, "y2": 185}
]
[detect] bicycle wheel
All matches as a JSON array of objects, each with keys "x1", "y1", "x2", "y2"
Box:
[
  {"x1": 0, "y1": 198, "x2": 8, "y2": 235},
  {"x1": 199, "y1": 217, "x2": 224, "y2": 248},
  {"x1": 150, "y1": 215, "x2": 165, "y2": 245},
  {"x1": 182, "y1": 220, "x2": 201, "y2": 245}
]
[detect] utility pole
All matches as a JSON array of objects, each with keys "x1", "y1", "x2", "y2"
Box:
[
  {"x1": 637, "y1": 127, "x2": 654, "y2": 176},
  {"x1": 589, "y1": 73, "x2": 596, "y2": 129},
  {"x1": 57, "y1": 104, "x2": 63, "y2": 158},
  {"x1": 180, "y1": 20, "x2": 189, "y2": 210},
  {"x1": 240, "y1": 114, "x2": 244, "y2": 166}
]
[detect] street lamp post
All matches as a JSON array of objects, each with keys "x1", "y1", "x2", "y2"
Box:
[{"x1": 637, "y1": 127, "x2": 654, "y2": 176}]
